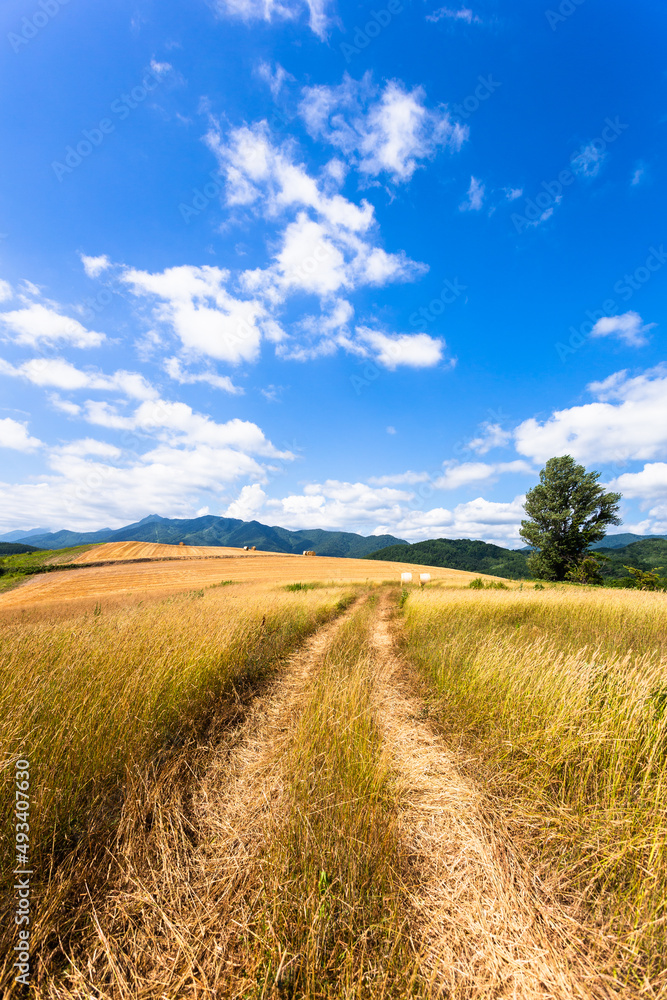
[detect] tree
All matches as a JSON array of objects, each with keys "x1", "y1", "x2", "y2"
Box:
[{"x1": 520, "y1": 455, "x2": 622, "y2": 581}]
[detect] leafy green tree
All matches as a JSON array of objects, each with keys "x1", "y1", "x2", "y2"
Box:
[{"x1": 520, "y1": 455, "x2": 622, "y2": 581}]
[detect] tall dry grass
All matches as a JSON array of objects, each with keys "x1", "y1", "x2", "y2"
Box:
[
  {"x1": 402, "y1": 586, "x2": 667, "y2": 991},
  {"x1": 31, "y1": 592, "x2": 421, "y2": 999},
  {"x1": 235, "y1": 594, "x2": 421, "y2": 997},
  {"x1": 0, "y1": 583, "x2": 354, "y2": 987}
]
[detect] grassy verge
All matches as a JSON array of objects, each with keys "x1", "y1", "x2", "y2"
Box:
[
  {"x1": 228, "y1": 594, "x2": 421, "y2": 998},
  {"x1": 0, "y1": 545, "x2": 97, "y2": 593},
  {"x1": 401, "y1": 586, "x2": 667, "y2": 991},
  {"x1": 0, "y1": 585, "x2": 354, "y2": 987}
]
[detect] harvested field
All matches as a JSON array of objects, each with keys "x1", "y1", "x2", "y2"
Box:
[
  {"x1": 72, "y1": 541, "x2": 281, "y2": 562},
  {"x1": 0, "y1": 540, "x2": 484, "y2": 618}
]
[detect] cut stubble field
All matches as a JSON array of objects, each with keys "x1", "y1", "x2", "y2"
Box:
[{"x1": 1, "y1": 542, "x2": 666, "y2": 998}]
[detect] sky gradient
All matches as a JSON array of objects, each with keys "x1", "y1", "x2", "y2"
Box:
[{"x1": 0, "y1": 0, "x2": 665, "y2": 545}]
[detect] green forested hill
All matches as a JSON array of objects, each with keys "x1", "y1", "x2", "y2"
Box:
[
  {"x1": 365, "y1": 536, "x2": 667, "y2": 583},
  {"x1": 598, "y1": 539, "x2": 667, "y2": 580},
  {"x1": 364, "y1": 538, "x2": 531, "y2": 579}
]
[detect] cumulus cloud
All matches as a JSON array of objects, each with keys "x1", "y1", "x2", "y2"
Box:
[
  {"x1": 121, "y1": 264, "x2": 271, "y2": 363},
  {"x1": 514, "y1": 366, "x2": 667, "y2": 465},
  {"x1": 0, "y1": 303, "x2": 105, "y2": 349},
  {"x1": 590, "y1": 311, "x2": 655, "y2": 347},
  {"x1": 608, "y1": 462, "x2": 667, "y2": 500},
  {"x1": 468, "y1": 421, "x2": 513, "y2": 454},
  {"x1": 299, "y1": 75, "x2": 467, "y2": 183},
  {"x1": 80, "y1": 254, "x2": 111, "y2": 279},
  {"x1": 231, "y1": 476, "x2": 527, "y2": 544},
  {"x1": 435, "y1": 460, "x2": 533, "y2": 490},
  {"x1": 0, "y1": 417, "x2": 42, "y2": 452},
  {"x1": 164, "y1": 356, "x2": 243, "y2": 394},
  {"x1": 459, "y1": 175, "x2": 485, "y2": 211},
  {"x1": 0, "y1": 356, "x2": 157, "y2": 399},
  {"x1": 354, "y1": 327, "x2": 446, "y2": 369},
  {"x1": 224, "y1": 483, "x2": 268, "y2": 519},
  {"x1": 206, "y1": 122, "x2": 427, "y2": 312},
  {"x1": 211, "y1": 0, "x2": 332, "y2": 39},
  {"x1": 0, "y1": 279, "x2": 12, "y2": 303}
]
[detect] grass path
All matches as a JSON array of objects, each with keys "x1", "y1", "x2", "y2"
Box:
[
  {"x1": 369, "y1": 591, "x2": 621, "y2": 1000},
  {"x1": 41, "y1": 588, "x2": 625, "y2": 999},
  {"x1": 45, "y1": 596, "x2": 370, "y2": 998}
]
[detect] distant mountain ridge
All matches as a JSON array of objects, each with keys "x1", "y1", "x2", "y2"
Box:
[{"x1": 11, "y1": 514, "x2": 407, "y2": 559}]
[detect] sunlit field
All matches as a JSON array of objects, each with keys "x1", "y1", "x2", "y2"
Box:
[
  {"x1": 402, "y1": 584, "x2": 667, "y2": 985},
  {"x1": 0, "y1": 580, "x2": 356, "y2": 987}
]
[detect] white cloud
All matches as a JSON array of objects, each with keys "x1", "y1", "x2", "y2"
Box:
[
  {"x1": 149, "y1": 58, "x2": 173, "y2": 77},
  {"x1": 207, "y1": 121, "x2": 375, "y2": 232},
  {"x1": 514, "y1": 366, "x2": 667, "y2": 465},
  {"x1": 609, "y1": 463, "x2": 667, "y2": 500},
  {"x1": 459, "y1": 175, "x2": 485, "y2": 211},
  {"x1": 631, "y1": 166, "x2": 645, "y2": 187},
  {"x1": 0, "y1": 303, "x2": 105, "y2": 349},
  {"x1": 354, "y1": 327, "x2": 447, "y2": 369},
  {"x1": 426, "y1": 6, "x2": 480, "y2": 23},
  {"x1": 211, "y1": 0, "x2": 332, "y2": 39},
  {"x1": 224, "y1": 483, "x2": 268, "y2": 519},
  {"x1": 571, "y1": 142, "x2": 606, "y2": 179},
  {"x1": 0, "y1": 417, "x2": 41, "y2": 452},
  {"x1": 0, "y1": 356, "x2": 157, "y2": 399},
  {"x1": 504, "y1": 187, "x2": 523, "y2": 201},
  {"x1": 435, "y1": 460, "x2": 533, "y2": 490},
  {"x1": 468, "y1": 421, "x2": 513, "y2": 454},
  {"x1": 257, "y1": 61, "x2": 294, "y2": 99},
  {"x1": 590, "y1": 311, "x2": 655, "y2": 347},
  {"x1": 235, "y1": 477, "x2": 527, "y2": 545},
  {"x1": 368, "y1": 471, "x2": 430, "y2": 486},
  {"x1": 299, "y1": 75, "x2": 468, "y2": 183},
  {"x1": 80, "y1": 254, "x2": 111, "y2": 279},
  {"x1": 164, "y1": 356, "x2": 243, "y2": 394},
  {"x1": 0, "y1": 280, "x2": 12, "y2": 303},
  {"x1": 121, "y1": 264, "x2": 269, "y2": 363}
]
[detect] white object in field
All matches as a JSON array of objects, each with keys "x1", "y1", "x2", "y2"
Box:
[
  {"x1": 401, "y1": 572, "x2": 412, "y2": 583},
  {"x1": 420, "y1": 573, "x2": 431, "y2": 583}
]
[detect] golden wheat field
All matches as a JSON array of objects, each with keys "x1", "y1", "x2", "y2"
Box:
[
  {"x1": 1, "y1": 545, "x2": 666, "y2": 998},
  {"x1": 0, "y1": 540, "x2": 482, "y2": 619}
]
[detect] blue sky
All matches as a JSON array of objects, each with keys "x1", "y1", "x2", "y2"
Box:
[{"x1": 0, "y1": 0, "x2": 666, "y2": 545}]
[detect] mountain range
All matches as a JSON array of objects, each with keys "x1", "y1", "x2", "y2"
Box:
[{"x1": 1, "y1": 514, "x2": 406, "y2": 559}]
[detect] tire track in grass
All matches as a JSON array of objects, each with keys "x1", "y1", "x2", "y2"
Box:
[
  {"x1": 370, "y1": 591, "x2": 621, "y2": 1000},
  {"x1": 46, "y1": 595, "x2": 365, "y2": 1000}
]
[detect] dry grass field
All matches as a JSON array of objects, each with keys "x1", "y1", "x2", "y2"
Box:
[
  {"x1": 0, "y1": 540, "x2": 482, "y2": 619},
  {"x1": 2, "y1": 546, "x2": 666, "y2": 998}
]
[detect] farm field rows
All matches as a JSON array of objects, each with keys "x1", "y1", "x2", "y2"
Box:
[{"x1": 1, "y1": 548, "x2": 666, "y2": 997}]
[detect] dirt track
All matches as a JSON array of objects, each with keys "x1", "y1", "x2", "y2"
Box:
[{"x1": 43, "y1": 588, "x2": 618, "y2": 999}]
